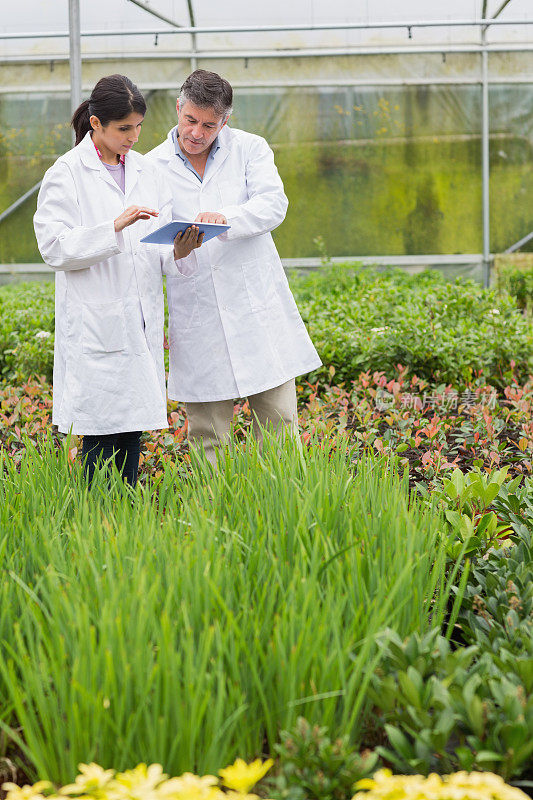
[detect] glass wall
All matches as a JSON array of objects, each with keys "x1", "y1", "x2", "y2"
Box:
[{"x1": 0, "y1": 83, "x2": 531, "y2": 262}]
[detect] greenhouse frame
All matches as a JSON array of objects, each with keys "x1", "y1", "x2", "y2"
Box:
[{"x1": 0, "y1": 0, "x2": 531, "y2": 284}]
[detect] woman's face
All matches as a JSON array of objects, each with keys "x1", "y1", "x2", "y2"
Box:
[{"x1": 90, "y1": 111, "x2": 144, "y2": 162}]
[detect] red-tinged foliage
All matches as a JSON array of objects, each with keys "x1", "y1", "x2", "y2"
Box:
[
  {"x1": 1, "y1": 368, "x2": 532, "y2": 490},
  {"x1": 0, "y1": 377, "x2": 58, "y2": 460}
]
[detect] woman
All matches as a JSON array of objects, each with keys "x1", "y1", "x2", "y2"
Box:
[{"x1": 34, "y1": 74, "x2": 202, "y2": 485}]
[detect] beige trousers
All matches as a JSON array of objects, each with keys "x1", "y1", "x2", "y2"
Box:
[{"x1": 185, "y1": 378, "x2": 298, "y2": 465}]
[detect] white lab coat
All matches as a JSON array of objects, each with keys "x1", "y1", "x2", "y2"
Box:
[
  {"x1": 146, "y1": 125, "x2": 321, "y2": 402},
  {"x1": 34, "y1": 131, "x2": 175, "y2": 435}
]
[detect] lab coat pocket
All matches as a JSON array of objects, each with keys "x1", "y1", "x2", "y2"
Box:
[
  {"x1": 82, "y1": 299, "x2": 126, "y2": 354},
  {"x1": 167, "y1": 272, "x2": 201, "y2": 330},
  {"x1": 242, "y1": 259, "x2": 267, "y2": 312}
]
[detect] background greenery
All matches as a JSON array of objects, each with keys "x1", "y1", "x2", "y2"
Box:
[
  {"x1": 293, "y1": 266, "x2": 533, "y2": 389},
  {"x1": 0, "y1": 84, "x2": 531, "y2": 262},
  {"x1": 3, "y1": 267, "x2": 532, "y2": 390}
]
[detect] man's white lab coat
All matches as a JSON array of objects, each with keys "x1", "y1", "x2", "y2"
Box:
[
  {"x1": 146, "y1": 124, "x2": 321, "y2": 402},
  {"x1": 34, "y1": 132, "x2": 174, "y2": 435}
]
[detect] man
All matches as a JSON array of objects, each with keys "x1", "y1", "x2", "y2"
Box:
[{"x1": 147, "y1": 69, "x2": 321, "y2": 464}]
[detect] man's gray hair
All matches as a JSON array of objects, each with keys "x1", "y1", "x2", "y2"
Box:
[{"x1": 178, "y1": 69, "x2": 233, "y2": 120}]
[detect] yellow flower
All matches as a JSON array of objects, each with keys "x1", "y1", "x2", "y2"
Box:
[
  {"x1": 445, "y1": 772, "x2": 529, "y2": 800},
  {"x1": 351, "y1": 769, "x2": 530, "y2": 800},
  {"x1": 60, "y1": 763, "x2": 115, "y2": 795},
  {"x1": 219, "y1": 759, "x2": 273, "y2": 794},
  {"x1": 109, "y1": 764, "x2": 168, "y2": 800},
  {"x1": 157, "y1": 773, "x2": 221, "y2": 800},
  {"x1": 224, "y1": 792, "x2": 260, "y2": 800},
  {"x1": 2, "y1": 782, "x2": 53, "y2": 800}
]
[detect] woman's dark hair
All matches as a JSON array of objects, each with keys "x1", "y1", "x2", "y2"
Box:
[{"x1": 71, "y1": 74, "x2": 146, "y2": 145}]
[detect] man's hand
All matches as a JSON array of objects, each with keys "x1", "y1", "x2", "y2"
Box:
[
  {"x1": 194, "y1": 212, "x2": 227, "y2": 225},
  {"x1": 173, "y1": 225, "x2": 204, "y2": 260}
]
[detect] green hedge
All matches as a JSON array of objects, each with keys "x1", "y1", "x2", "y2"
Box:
[
  {"x1": 0, "y1": 282, "x2": 54, "y2": 383},
  {"x1": 2, "y1": 267, "x2": 533, "y2": 389},
  {"x1": 495, "y1": 255, "x2": 533, "y2": 312},
  {"x1": 291, "y1": 265, "x2": 533, "y2": 389}
]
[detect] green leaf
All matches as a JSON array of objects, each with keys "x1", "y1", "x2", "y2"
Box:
[
  {"x1": 465, "y1": 694, "x2": 485, "y2": 738},
  {"x1": 398, "y1": 668, "x2": 422, "y2": 709},
  {"x1": 384, "y1": 725, "x2": 415, "y2": 762},
  {"x1": 474, "y1": 750, "x2": 504, "y2": 764}
]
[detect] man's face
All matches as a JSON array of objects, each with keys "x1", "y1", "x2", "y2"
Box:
[{"x1": 176, "y1": 100, "x2": 227, "y2": 156}]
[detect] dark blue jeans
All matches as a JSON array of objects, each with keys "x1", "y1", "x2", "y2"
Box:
[{"x1": 81, "y1": 431, "x2": 142, "y2": 486}]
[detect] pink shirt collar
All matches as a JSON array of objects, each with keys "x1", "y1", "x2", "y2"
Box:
[{"x1": 93, "y1": 139, "x2": 125, "y2": 165}]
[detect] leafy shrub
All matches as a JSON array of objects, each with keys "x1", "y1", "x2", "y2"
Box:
[
  {"x1": 367, "y1": 628, "x2": 533, "y2": 780},
  {"x1": 3, "y1": 266, "x2": 533, "y2": 391},
  {"x1": 268, "y1": 717, "x2": 378, "y2": 800},
  {"x1": 495, "y1": 255, "x2": 533, "y2": 312},
  {"x1": 453, "y1": 482, "x2": 533, "y2": 660},
  {"x1": 421, "y1": 467, "x2": 519, "y2": 561},
  {"x1": 3, "y1": 372, "x2": 533, "y2": 491},
  {"x1": 0, "y1": 282, "x2": 54, "y2": 383},
  {"x1": 367, "y1": 482, "x2": 532, "y2": 781},
  {"x1": 291, "y1": 265, "x2": 533, "y2": 389}
]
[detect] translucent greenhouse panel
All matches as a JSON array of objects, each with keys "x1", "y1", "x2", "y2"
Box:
[
  {"x1": 0, "y1": 82, "x2": 531, "y2": 264},
  {"x1": 0, "y1": 94, "x2": 71, "y2": 264},
  {"x1": 487, "y1": 83, "x2": 533, "y2": 253}
]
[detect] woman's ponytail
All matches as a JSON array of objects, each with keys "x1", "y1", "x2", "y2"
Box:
[
  {"x1": 71, "y1": 99, "x2": 92, "y2": 146},
  {"x1": 69, "y1": 76, "x2": 146, "y2": 148}
]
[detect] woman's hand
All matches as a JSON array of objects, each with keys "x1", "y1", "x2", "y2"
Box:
[
  {"x1": 174, "y1": 226, "x2": 205, "y2": 260},
  {"x1": 114, "y1": 206, "x2": 158, "y2": 232}
]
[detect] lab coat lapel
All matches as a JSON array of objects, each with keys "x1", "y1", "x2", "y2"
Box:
[
  {"x1": 124, "y1": 151, "x2": 143, "y2": 200},
  {"x1": 163, "y1": 130, "x2": 199, "y2": 188},
  {"x1": 77, "y1": 131, "x2": 123, "y2": 193},
  {"x1": 167, "y1": 150, "x2": 200, "y2": 187},
  {"x1": 202, "y1": 144, "x2": 231, "y2": 190}
]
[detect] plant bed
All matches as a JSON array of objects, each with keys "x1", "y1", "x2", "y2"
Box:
[
  {"x1": 3, "y1": 266, "x2": 533, "y2": 394},
  {"x1": 2, "y1": 367, "x2": 533, "y2": 491}
]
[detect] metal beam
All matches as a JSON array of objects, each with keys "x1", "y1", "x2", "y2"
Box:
[
  {"x1": 481, "y1": 26, "x2": 491, "y2": 287},
  {"x1": 0, "y1": 182, "x2": 42, "y2": 225},
  {"x1": 2, "y1": 42, "x2": 533, "y2": 67},
  {"x1": 68, "y1": 0, "x2": 81, "y2": 147},
  {"x1": 491, "y1": 0, "x2": 514, "y2": 20},
  {"x1": 1, "y1": 18, "x2": 532, "y2": 40},
  {"x1": 125, "y1": 0, "x2": 183, "y2": 29},
  {"x1": 186, "y1": 0, "x2": 198, "y2": 71},
  {"x1": 2, "y1": 77, "x2": 533, "y2": 95},
  {"x1": 504, "y1": 231, "x2": 533, "y2": 253},
  {"x1": 0, "y1": 254, "x2": 485, "y2": 278}
]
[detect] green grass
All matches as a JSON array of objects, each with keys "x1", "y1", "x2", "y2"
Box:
[{"x1": 0, "y1": 434, "x2": 457, "y2": 784}]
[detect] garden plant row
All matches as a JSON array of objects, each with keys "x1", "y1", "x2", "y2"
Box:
[
  {"x1": 2, "y1": 265, "x2": 533, "y2": 389},
  {"x1": 0, "y1": 267, "x2": 532, "y2": 798}
]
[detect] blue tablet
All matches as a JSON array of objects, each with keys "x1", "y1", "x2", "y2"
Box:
[{"x1": 141, "y1": 220, "x2": 230, "y2": 245}]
